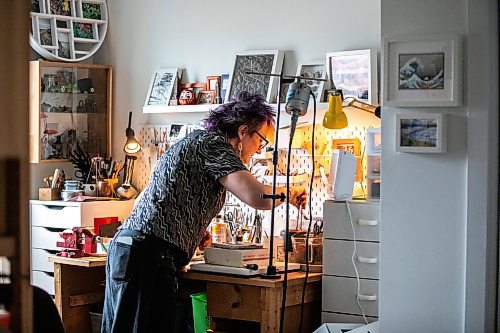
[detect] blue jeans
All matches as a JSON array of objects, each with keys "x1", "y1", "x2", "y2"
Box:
[{"x1": 101, "y1": 229, "x2": 183, "y2": 333}]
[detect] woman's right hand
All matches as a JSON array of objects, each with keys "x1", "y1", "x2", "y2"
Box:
[{"x1": 289, "y1": 186, "x2": 307, "y2": 209}]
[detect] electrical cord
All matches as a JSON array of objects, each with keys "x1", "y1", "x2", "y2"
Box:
[
  {"x1": 278, "y1": 106, "x2": 295, "y2": 333},
  {"x1": 346, "y1": 201, "x2": 369, "y2": 324},
  {"x1": 298, "y1": 92, "x2": 317, "y2": 333}
]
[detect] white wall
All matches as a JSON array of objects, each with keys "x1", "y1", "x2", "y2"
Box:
[
  {"x1": 94, "y1": 0, "x2": 381, "y2": 159},
  {"x1": 92, "y1": 0, "x2": 498, "y2": 331},
  {"x1": 379, "y1": 0, "x2": 497, "y2": 332}
]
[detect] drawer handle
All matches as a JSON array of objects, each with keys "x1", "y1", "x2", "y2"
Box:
[
  {"x1": 357, "y1": 219, "x2": 378, "y2": 226},
  {"x1": 357, "y1": 256, "x2": 377, "y2": 264},
  {"x1": 41, "y1": 205, "x2": 66, "y2": 210},
  {"x1": 42, "y1": 227, "x2": 66, "y2": 232},
  {"x1": 357, "y1": 294, "x2": 377, "y2": 301}
]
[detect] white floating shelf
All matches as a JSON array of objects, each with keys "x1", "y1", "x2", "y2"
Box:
[
  {"x1": 143, "y1": 104, "x2": 221, "y2": 113},
  {"x1": 142, "y1": 103, "x2": 381, "y2": 129}
]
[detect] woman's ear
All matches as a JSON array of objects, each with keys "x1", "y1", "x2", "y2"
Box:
[{"x1": 237, "y1": 125, "x2": 249, "y2": 140}]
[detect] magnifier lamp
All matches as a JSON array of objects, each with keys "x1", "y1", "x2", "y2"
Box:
[
  {"x1": 117, "y1": 111, "x2": 142, "y2": 199},
  {"x1": 323, "y1": 94, "x2": 381, "y2": 129},
  {"x1": 322, "y1": 66, "x2": 381, "y2": 129}
]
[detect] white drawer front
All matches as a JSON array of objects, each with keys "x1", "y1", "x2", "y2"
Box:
[
  {"x1": 323, "y1": 201, "x2": 380, "y2": 242},
  {"x1": 31, "y1": 226, "x2": 65, "y2": 251},
  {"x1": 80, "y1": 200, "x2": 135, "y2": 225},
  {"x1": 323, "y1": 239, "x2": 379, "y2": 279},
  {"x1": 321, "y1": 311, "x2": 378, "y2": 324},
  {"x1": 323, "y1": 275, "x2": 378, "y2": 317},
  {"x1": 30, "y1": 200, "x2": 135, "y2": 229},
  {"x1": 31, "y1": 270, "x2": 55, "y2": 296},
  {"x1": 31, "y1": 248, "x2": 58, "y2": 273},
  {"x1": 31, "y1": 203, "x2": 82, "y2": 228}
]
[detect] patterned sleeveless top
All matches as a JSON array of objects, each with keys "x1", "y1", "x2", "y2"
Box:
[{"x1": 120, "y1": 130, "x2": 246, "y2": 264}]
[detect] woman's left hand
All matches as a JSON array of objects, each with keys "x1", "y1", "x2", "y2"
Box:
[{"x1": 198, "y1": 229, "x2": 212, "y2": 250}]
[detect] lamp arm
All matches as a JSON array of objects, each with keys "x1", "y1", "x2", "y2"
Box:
[{"x1": 344, "y1": 97, "x2": 380, "y2": 116}]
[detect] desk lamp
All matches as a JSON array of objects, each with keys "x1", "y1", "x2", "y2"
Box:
[
  {"x1": 322, "y1": 61, "x2": 381, "y2": 129},
  {"x1": 323, "y1": 94, "x2": 381, "y2": 129},
  {"x1": 117, "y1": 111, "x2": 142, "y2": 199}
]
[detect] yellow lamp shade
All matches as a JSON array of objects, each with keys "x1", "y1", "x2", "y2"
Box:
[{"x1": 322, "y1": 94, "x2": 348, "y2": 129}]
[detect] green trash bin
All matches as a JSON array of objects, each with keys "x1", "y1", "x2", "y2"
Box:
[{"x1": 190, "y1": 292, "x2": 210, "y2": 333}]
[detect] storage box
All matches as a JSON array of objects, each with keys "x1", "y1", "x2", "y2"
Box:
[{"x1": 38, "y1": 188, "x2": 61, "y2": 201}]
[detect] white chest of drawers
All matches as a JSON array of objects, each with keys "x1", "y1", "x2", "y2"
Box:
[
  {"x1": 322, "y1": 200, "x2": 381, "y2": 324},
  {"x1": 29, "y1": 199, "x2": 135, "y2": 295}
]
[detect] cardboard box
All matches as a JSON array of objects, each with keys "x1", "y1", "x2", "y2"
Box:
[{"x1": 38, "y1": 188, "x2": 61, "y2": 201}]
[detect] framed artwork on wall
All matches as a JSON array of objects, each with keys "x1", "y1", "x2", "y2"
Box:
[
  {"x1": 144, "y1": 68, "x2": 179, "y2": 106},
  {"x1": 326, "y1": 49, "x2": 378, "y2": 104},
  {"x1": 296, "y1": 60, "x2": 326, "y2": 102},
  {"x1": 395, "y1": 112, "x2": 447, "y2": 153},
  {"x1": 383, "y1": 34, "x2": 462, "y2": 107},
  {"x1": 226, "y1": 50, "x2": 284, "y2": 103}
]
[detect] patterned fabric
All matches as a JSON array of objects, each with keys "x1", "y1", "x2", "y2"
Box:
[{"x1": 121, "y1": 130, "x2": 246, "y2": 264}]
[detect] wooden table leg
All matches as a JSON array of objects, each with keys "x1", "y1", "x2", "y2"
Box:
[
  {"x1": 261, "y1": 287, "x2": 281, "y2": 333},
  {"x1": 54, "y1": 262, "x2": 105, "y2": 333}
]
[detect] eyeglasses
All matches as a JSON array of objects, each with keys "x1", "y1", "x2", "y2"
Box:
[{"x1": 254, "y1": 130, "x2": 269, "y2": 150}]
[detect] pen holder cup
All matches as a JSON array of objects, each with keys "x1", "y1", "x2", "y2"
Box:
[{"x1": 97, "y1": 179, "x2": 118, "y2": 197}]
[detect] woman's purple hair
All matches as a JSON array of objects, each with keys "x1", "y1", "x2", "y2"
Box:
[{"x1": 203, "y1": 91, "x2": 275, "y2": 138}]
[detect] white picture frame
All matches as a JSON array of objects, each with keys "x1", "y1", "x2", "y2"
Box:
[
  {"x1": 296, "y1": 60, "x2": 327, "y2": 102},
  {"x1": 395, "y1": 112, "x2": 447, "y2": 153},
  {"x1": 144, "y1": 68, "x2": 179, "y2": 106},
  {"x1": 383, "y1": 34, "x2": 462, "y2": 107},
  {"x1": 226, "y1": 50, "x2": 284, "y2": 103},
  {"x1": 326, "y1": 49, "x2": 378, "y2": 105}
]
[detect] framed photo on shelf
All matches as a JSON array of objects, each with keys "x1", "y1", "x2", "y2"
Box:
[
  {"x1": 206, "y1": 76, "x2": 221, "y2": 91},
  {"x1": 144, "y1": 68, "x2": 179, "y2": 106},
  {"x1": 326, "y1": 49, "x2": 378, "y2": 104},
  {"x1": 226, "y1": 50, "x2": 284, "y2": 103},
  {"x1": 220, "y1": 74, "x2": 230, "y2": 101},
  {"x1": 168, "y1": 123, "x2": 188, "y2": 142},
  {"x1": 383, "y1": 34, "x2": 462, "y2": 107},
  {"x1": 278, "y1": 81, "x2": 292, "y2": 103},
  {"x1": 296, "y1": 60, "x2": 326, "y2": 102},
  {"x1": 197, "y1": 90, "x2": 215, "y2": 104},
  {"x1": 395, "y1": 112, "x2": 447, "y2": 153}
]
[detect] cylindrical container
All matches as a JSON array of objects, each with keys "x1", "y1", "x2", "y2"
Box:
[
  {"x1": 98, "y1": 181, "x2": 112, "y2": 197},
  {"x1": 83, "y1": 184, "x2": 96, "y2": 196},
  {"x1": 291, "y1": 232, "x2": 323, "y2": 265},
  {"x1": 211, "y1": 216, "x2": 226, "y2": 243}
]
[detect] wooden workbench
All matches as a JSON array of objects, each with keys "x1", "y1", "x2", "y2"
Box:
[
  {"x1": 181, "y1": 270, "x2": 322, "y2": 333},
  {"x1": 49, "y1": 256, "x2": 106, "y2": 333},
  {"x1": 49, "y1": 256, "x2": 321, "y2": 333}
]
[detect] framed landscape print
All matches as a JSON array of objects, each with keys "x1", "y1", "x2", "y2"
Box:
[
  {"x1": 326, "y1": 49, "x2": 378, "y2": 104},
  {"x1": 383, "y1": 34, "x2": 462, "y2": 107},
  {"x1": 296, "y1": 60, "x2": 326, "y2": 102},
  {"x1": 396, "y1": 112, "x2": 447, "y2": 153},
  {"x1": 226, "y1": 50, "x2": 284, "y2": 103}
]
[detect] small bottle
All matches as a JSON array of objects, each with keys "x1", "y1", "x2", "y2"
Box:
[{"x1": 211, "y1": 215, "x2": 227, "y2": 243}]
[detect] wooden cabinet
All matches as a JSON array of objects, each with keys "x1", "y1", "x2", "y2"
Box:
[
  {"x1": 29, "y1": 199, "x2": 134, "y2": 296},
  {"x1": 29, "y1": 60, "x2": 112, "y2": 163},
  {"x1": 322, "y1": 200, "x2": 381, "y2": 324}
]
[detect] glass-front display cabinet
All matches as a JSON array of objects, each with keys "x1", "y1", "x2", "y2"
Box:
[{"x1": 29, "y1": 60, "x2": 111, "y2": 163}]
